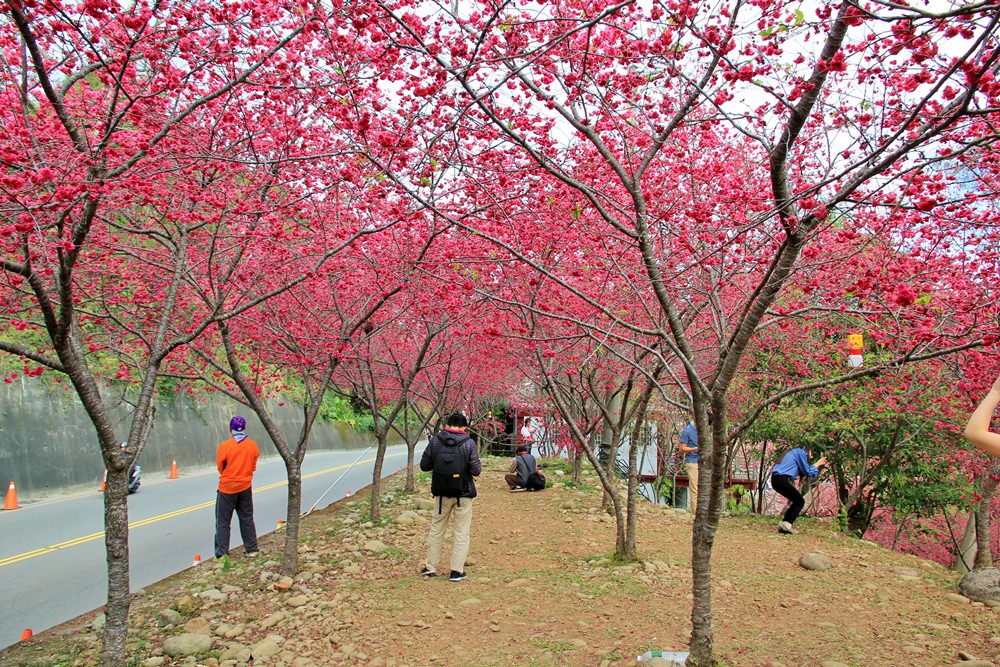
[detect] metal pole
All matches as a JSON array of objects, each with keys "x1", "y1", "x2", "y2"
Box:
[{"x1": 303, "y1": 444, "x2": 375, "y2": 516}]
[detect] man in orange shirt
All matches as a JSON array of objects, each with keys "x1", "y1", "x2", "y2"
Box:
[{"x1": 215, "y1": 415, "x2": 261, "y2": 558}]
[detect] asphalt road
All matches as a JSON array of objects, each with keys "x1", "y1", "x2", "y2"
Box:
[{"x1": 0, "y1": 443, "x2": 416, "y2": 649}]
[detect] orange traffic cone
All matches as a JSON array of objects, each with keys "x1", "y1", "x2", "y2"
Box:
[
  {"x1": 168, "y1": 460, "x2": 179, "y2": 480},
  {"x1": 192, "y1": 554, "x2": 202, "y2": 567},
  {"x1": 3, "y1": 481, "x2": 19, "y2": 510},
  {"x1": 19, "y1": 628, "x2": 32, "y2": 641},
  {"x1": 99, "y1": 469, "x2": 107, "y2": 492}
]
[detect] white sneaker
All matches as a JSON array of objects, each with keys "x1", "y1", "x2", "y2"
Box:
[{"x1": 777, "y1": 521, "x2": 797, "y2": 535}]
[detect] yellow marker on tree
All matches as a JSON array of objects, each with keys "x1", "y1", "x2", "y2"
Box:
[{"x1": 847, "y1": 333, "x2": 863, "y2": 367}]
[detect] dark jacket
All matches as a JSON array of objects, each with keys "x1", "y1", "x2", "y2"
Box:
[
  {"x1": 420, "y1": 428, "x2": 481, "y2": 498},
  {"x1": 513, "y1": 453, "x2": 537, "y2": 486}
]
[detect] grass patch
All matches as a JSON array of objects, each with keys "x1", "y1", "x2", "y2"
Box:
[
  {"x1": 531, "y1": 638, "x2": 575, "y2": 654},
  {"x1": 381, "y1": 546, "x2": 409, "y2": 559},
  {"x1": 559, "y1": 480, "x2": 598, "y2": 492}
]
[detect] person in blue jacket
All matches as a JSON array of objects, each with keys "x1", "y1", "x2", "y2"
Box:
[{"x1": 771, "y1": 446, "x2": 827, "y2": 534}]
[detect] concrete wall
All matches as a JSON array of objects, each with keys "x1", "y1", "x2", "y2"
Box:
[{"x1": 0, "y1": 377, "x2": 377, "y2": 499}]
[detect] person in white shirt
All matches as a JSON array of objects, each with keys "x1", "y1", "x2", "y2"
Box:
[{"x1": 519, "y1": 417, "x2": 535, "y2": 455}]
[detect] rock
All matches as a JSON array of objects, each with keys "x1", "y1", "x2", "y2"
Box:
[
  {"x1": 799, "y1": 552, "x2": 833, "y2": 571},
  {"x1": 92, "y1": 613, "x2": 106, "y2": 630},
  {"x1": 415, "y1": 498, "x2": 436, "y2": 511},
  {"x1": 223, "y1": 624, "x2": 244, "y2": 639},
  {"x1": 184, "y1": 616, "x2": 211, "y2": 635},
  {"x1": 947, "y1": 593, "x2": 972, "y2": 605},
  {"x1": 198, "y1": 588, "x2": 227, "y2": 602},
  {"x1": 459, "y1": 598, "x2": 482, "y2": 606},
  {"x1": 142, "y1": 658, "x2": 166, "y2": 667},
  {"x1": 163, "y1": 633, "x2": 213, "y2": 658},
  {"x1": 219, "y1": 643, "x2": 251, "y2": 662},
  {"x1": 960, "y1": 568, "x2": 1000, "y2": 605},
  {"x1": 174, "y1": 594, "x2": 199, "y2": 614},
  {"x1": 157, "y1": 608, "x2": 183, "y2": 627},
  {"x1": 275, "y1": 576, "x2": 295, "y2": 592},
  {"x1": 891, "y1": 566, "x2": 920, "y2": 577},
  {"x1": 948, "y1": 662, "x2": 995, "y2": 667},
  {"x1": 821, "y1": 662, "x2": 850, "y2": 667},
  {"x1": 364, "y1": 540, "x2": 388, "y2": 553},
  {"x1": 507, "y1": 578, "x2": 530, "y2": 588},
  {"x1": 343, "y1": 563, "x2": 362, "y2": 574},
  {"x1": 260, "y1": 611, "x2": 286, "y2": 629},
  {"x1": 286, "y1": 595, "x2": 310, "y2": 607},
  {"x1": 251, "y1": 636, "x2": 283, "y2": 659},
  {"x1": 901, "y1": 645, "x2": 925, "y2": 655}
]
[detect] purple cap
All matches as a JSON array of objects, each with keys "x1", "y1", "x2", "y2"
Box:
[{"x1": 230, "y1": 416, "x2": 246, "y2": 432}]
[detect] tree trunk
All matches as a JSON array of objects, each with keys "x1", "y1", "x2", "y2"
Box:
[
  {"x1": 602, "y1": 425, "x2": 620, "y2": 512},
  {"x1": 846, "y1": 498, "x2": 874, "y2": 537},
  {"x1": 975, "y1": 475, "x2": 999, "y2": 570},
  {"x1": 624, "y1": 392, "x2": 652, "y2": 560},
  {"x1": 689, "y1": 513, "x2": 717, "y2": 665},
  {"x1": 101, "y1": 466, "x2": 130, "y2": 667},
  {"x1": 688, "y1": 400, "x2": 724, "y2": 666},
  {"x1": 405, "y1": 439, "x2": 416, "y2": 493},
  {"x1": 281, "y1": 463, "x2": 303, "y2": 576},
  {"x1": 754, "y1": 440, "x2": 769, "y2": 515},
  {"x1": 572, "y1": 447, "x2": 581, "y2": 486},
  {"x1": 624, "y1": 432, "x2": 640, "y2": 560},
  {"x1": 369, "y1": 436, "x2": 388, "y2": 523},
  {"x1": 956, "y1": 510, "x2": 978, "y2": 573},
  {"x1": 58, "y1": 353, "x2": 134, "y2": 667}
]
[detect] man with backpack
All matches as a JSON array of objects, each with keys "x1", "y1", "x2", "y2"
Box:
[
  {"x1": 419, "y1": 412, "x2": 481, "y2": 582},
  {"x1": 505, "y1": 445, "x2": 546, "y2": 491}
]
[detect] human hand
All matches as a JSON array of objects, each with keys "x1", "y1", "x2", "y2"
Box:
[
  {"x1": 991, "y1": 375, "x2": 1000, "y2": 395},
  {"x1": 815, "y1": 456, "x2": 827, "y2": 467}
]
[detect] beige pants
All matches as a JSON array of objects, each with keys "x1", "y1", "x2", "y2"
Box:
[
  {"x1": 425, "y1": 496, "x2": 474, "y2": 573},
  {"x1": 686, "y1": 462, "x2": 699, "y2": 513}
]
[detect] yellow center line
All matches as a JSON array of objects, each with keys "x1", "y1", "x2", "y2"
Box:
[{"x1": 0, "y1": 453, "x2": 405, "y2": 569}]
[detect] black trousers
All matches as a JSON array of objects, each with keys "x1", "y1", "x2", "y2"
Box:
[
  {"x1": 771, "y1": 474, "x2": 805, "y2": 524},
  {"x1": 215, "y1": 488, "x2": 257, "y2": 557}
]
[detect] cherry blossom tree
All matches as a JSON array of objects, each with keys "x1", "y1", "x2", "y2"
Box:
[
  {"x1": 362, "y1": 1, "x2": 1000, "y2": 661},
  {"x1": 0, "y1": 1, "x2": 357, "y2": 661}
]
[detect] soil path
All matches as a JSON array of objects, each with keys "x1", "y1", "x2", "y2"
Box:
[{"x1": 4, "y1": 458, "x2": 999, "y2": 666}]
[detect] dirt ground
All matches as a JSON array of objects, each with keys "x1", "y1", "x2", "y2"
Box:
[{"x1": 4, "y1": 457, "x2": 1000, "y2": 667}]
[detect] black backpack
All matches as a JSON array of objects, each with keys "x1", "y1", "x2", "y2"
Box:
[
  {"x1": 526, "y1": 471, "x2": 546, "y2": 491},
  {"x1": 431, "y1": 435, "x2": 468, "y2": 501}
]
